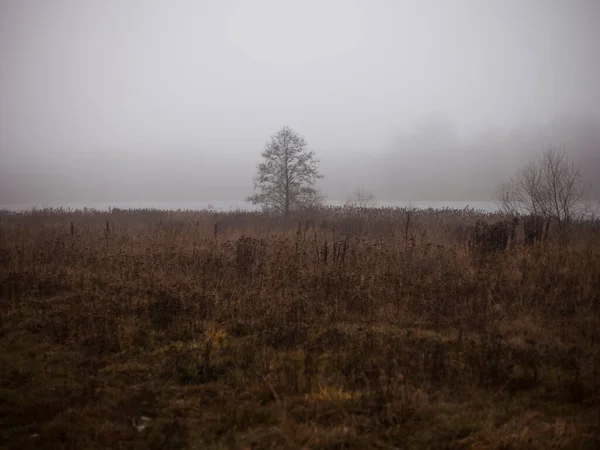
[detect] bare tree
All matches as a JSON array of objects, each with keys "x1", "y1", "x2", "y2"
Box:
[
  {"x1": 246, "y1": 126, "x2": 323, "y2": 216},
  {"x1": 494, "y1": 146, "x2": 586, "y2": 236},
  {"x1": 345, "y1": 188, "x2": 377, "y2": 210}
]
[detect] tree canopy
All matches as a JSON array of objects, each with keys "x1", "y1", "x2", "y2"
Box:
[{"x1": 246, "y1": 126, "x2": 323, "y2": 216}]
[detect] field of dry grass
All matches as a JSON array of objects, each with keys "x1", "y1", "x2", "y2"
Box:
[{"x1": 1, "y1": 206, "x2": 599, "y2": 449}]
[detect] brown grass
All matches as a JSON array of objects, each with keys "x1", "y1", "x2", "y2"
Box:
[{"x1": 1, "y1": 206, "x2": 599, "y2": 449}]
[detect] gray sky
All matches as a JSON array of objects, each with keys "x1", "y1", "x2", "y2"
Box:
[{"x1": 1, "y1": 0, "x2": 599, "y2": 205}]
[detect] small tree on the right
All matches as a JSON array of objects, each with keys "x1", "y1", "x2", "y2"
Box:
[
  {"x1": 494, "y1": 146, "x2": 587, "y2": 241},
  {"x1": 346, "y1": 188, "x2": 377, "y2": 211}
]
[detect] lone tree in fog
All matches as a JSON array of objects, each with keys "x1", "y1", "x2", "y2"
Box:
[
  {"x1": 494, "y1": 146, "x2": 586, "y2": 236},
  {"x1": 246, "y1": 126, "x2": 323, "y2": 216}
]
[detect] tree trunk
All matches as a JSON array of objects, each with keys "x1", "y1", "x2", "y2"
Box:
[
  {"x1": 284, "y1": 195, "x2": 289, "y2": 217},
  {"x1": 284, "y1": 148, "x2": 290, "y2": 217}
]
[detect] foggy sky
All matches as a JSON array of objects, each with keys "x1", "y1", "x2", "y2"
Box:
[{"x1": 1, "y1": 0, "x2": 599, "y2": 205}]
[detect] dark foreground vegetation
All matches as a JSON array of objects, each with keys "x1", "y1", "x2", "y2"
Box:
[{"x1": 1, "y1": 206, "x2": 599, "y2": 449}]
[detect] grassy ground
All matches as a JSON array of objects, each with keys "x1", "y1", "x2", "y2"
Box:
[{"x1": 1, "y1": 207, "x2": 599, "y2": 449}]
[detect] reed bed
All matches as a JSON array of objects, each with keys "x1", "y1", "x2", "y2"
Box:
[{"x1": 1, "y1": 206, "x2": 599, "y2": 449}]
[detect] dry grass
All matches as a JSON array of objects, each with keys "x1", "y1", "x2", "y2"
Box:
[{"x1": 1, "y1": 206, "x2": 599, "y2": 449}]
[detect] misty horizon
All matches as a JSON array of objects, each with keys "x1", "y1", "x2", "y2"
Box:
[{"x1": 1, "y1": 1, "x2": 599, "y2": 207}]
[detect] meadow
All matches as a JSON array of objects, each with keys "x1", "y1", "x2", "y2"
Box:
[{"x1": 0, "y1": 206, "x2": 599, "y2": 449}]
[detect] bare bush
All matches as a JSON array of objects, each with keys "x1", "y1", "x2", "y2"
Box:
[
  {"x1": 468, "y1": 218, "x2": 518, "y2": 253},
  {"x1": 495, "y1": 146, "x2": 587, "y2": 238},
  {"x1": 345, "y1": 188, "x2": 377, "y2": 211}
]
